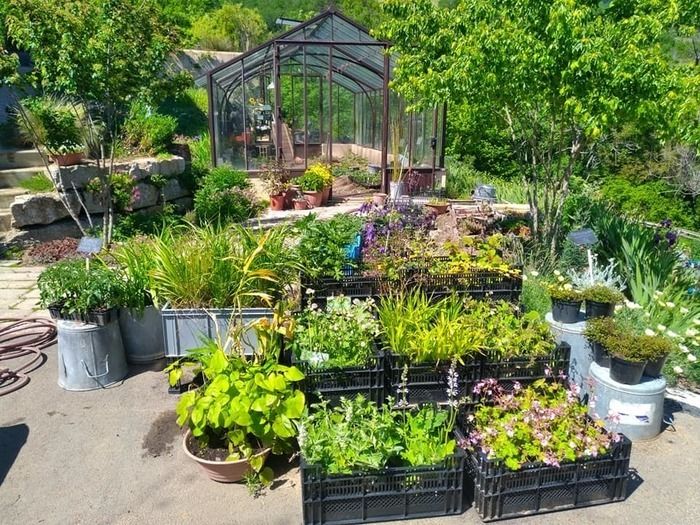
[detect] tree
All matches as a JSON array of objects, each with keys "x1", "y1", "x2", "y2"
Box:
[
  {"x1": 5, "y1": 0, "x2": 177, "y2": 243},
  {"x1": 379, "y1": 0, "x2": 700, "y2": 256},
  {"x1": 191, "y1": 3, "x2": 268, "y2": 51}
]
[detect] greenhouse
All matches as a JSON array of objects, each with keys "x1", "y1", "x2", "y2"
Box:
[{"x1": 206, "y1": 8, "x2": 446, "y2": 191}]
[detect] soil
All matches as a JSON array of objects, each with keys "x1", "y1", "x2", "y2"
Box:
[
  {"x1": 141, "y1": 409, "x2": 180, "y2": 458},
  {"x1": 185, "y1": 433, "x2": 266, "y2": 463},
  {"x1": 331, "y1": 175, "x2": 376, "y2": 200}
]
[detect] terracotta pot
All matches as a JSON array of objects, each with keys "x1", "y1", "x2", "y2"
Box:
[
  {"x1": 293, "y1": 199, "x2": 308, "y2": 210},
  {"x1": 182, "y1": 430, "x2": 271, "y2": 483},
  {"x1": 52, "y1": 152, "x2": 84, "y2": 166},
  {"x1": 372, "y1": 193, "x2": 387, "y2": 206},
  {"x1": 269, "y1": 193, "x2": 285, "y2": 211},
  {"x1": 322, "y1": 186, "x2": 331, "y2": 205},
  {"x1": 285, "y1": 186, "x2": 299, "y2": 208},
  {"x1": 425, "y1": 203, "x2": 449, "y2": 215},
  {"x1": 304, "y1": 190, "x2": 324, "y2": 208}
]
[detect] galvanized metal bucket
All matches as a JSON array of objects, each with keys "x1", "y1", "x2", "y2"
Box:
[
  {"x1": 118, "y1": 306, "x2": 165, "y2": 364},
  {"x1": 474, "y1": 184, "x2": 497, "y2": 202},
  {"x1": 57, "y1": 319, "x2": 128, "y2": 391}
]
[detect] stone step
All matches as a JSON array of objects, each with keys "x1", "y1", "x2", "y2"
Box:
[
  {"x1": 0, "y1": 149, "x2": 46, "y2": 170},
  {"x1": 0, "y1": 211, "x2": 12, "y2": 232},
  {"x1": 0, "y1": 187, "x2": 28, "y2": 208},
  {"x1": 0, "y1": 166, "x2": 51, "y2": 188}
]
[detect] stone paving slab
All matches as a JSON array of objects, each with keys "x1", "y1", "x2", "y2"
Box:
[{"x1": 0, "y1": 265, "x2": 43, "y2": 313}]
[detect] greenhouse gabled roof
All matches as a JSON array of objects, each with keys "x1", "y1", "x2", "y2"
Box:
[{"x1": 208, "y1": 8, "x2": 393, "y2": 95}]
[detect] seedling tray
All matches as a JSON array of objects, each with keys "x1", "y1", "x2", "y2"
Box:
[
  {"x1": 301, "y1": 449, "x2": 466, "y2": 525},
  {"x1": 469, "y1": 435, "x2": 631, "y2": 522},
  {"x1": 293, "y1": 350, "x2": 386, "y2": 407}
]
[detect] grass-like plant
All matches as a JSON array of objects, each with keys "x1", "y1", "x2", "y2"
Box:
[
  {"x1": 148, "y1": 223, "x2": 299, "y2": 309},
  {"x1": 109, "y1": 237, "x2": 155, "y2": 311}
]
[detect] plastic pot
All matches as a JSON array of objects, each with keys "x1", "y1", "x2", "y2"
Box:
[
  {"x1": 644, "y1": 353, "x2": 669, "y2": 378},
  {"x1": 304, "y1": 190, "x2": 324, "y2": 208},
  {"x1": 389, "y1": 181, "x2": 405, "y2": 201},
  {"x1": 269, "y1": 194, "x2": 285, "y2": 211},
  {"x1": 551, "y1": 299, "x2": 582, "y2": 324},
  {"x1": 182, "y1": 430, "x2": 270, "y2": 483},
  {"x1": 585, "y1": 300, "x2": 615, "y2": 319},
  {"x1": 610, "y1": 356, "x2": 646, "y2": 385},
  {"x1": 590, "y1": 340, "x2": 610, "y2": 368}
]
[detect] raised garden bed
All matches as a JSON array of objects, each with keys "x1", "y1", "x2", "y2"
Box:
[
  {"x1": 292, "y1": 350, "x2": 386, "y2": 407},
  {"x1": 469, "y1": 435, "x2": 631, "y2": 522},
  {"x1": 301, "y1": 449, "x2": 467, "y2": 525}
]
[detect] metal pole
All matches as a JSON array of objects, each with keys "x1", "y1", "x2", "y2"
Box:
[
  {"x1": 328, "y1": 45, "x2": 333, "y2": 165},
  {"x1": 241, "y1": 60, "x2": 248, "y2": 170},
  {"x1": 207, "y1": 74, "x2": 217, "y2": 166},
  {"x1": 273, "y1": 44, "x2": 282, "y2": 162},
  {"x1": 380, "y1": 48, "x2": 390, "y2": 194},
  {"x1": 303, "y1": 47, "x2": 308, "y2": 170}
]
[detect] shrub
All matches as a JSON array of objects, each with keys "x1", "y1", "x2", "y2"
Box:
[
  {"x1": 296, "y1": 165, "x2": 328, "y2": 192},
  {"x1": 158, "y1": 87, "x2": 208, "y2": 137},
  {"x1": 194, "y1": 166, "x2": 260, "y2": 224},
  {"x1": 122, "y1": 101, "x2": 178, "y2": 154},
  {"x1": 111, "y1": 206, "x2": 183, "y2": 241},
  {"x1": 17, "y1": 96, "x2": 84, "y2": 154},
  {"x1": 296, "y1": 214, "x2": 363, "y2": 279}
]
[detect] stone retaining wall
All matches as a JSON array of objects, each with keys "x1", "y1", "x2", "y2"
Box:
[{"x1": 8, "y1": 155, "x2": 190, "y2": 239}]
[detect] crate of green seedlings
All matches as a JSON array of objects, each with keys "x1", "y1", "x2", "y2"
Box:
[
  {"x1": 380, "y1": 294, "x2": 558, "y2": 407},
  {"x1": 461, "y1": 379, "x2": 631, "y2": 522},
  {"x1": 290, "y1": 296, "x2": 385, "y2": 406},
  {"x1": 300, "y1": 396, "x2": 466, "y2": 525}
]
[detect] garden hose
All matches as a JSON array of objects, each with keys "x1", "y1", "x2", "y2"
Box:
[{"x1": 0, "y1": 318, "x2": 56, "y2": 396}]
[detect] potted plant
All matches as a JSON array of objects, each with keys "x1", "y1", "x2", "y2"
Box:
[
  {"x1": 38, "y1": 258, "x2": 122, "y2": 325},
  {"x1": 583, "y1": 316, "x2": 618, "y2": 367},
  {"x1": 606, "y1": 332, "x2": 651, "y2": 385},
  {"x1": 296, "y1": 168, "x2": 326, "y2": 208},
  {"x1": 548, "y1": 271, "x2": 583, "y2": 323},
  {"x1": 299, "y1": 396, "x2": 464, "y2": 524},
  {"x1": 583, "y1": 284, "x2": 625, "y2": 319},
  {"x1": 16, "y1": 95, "x2": 86, "y2": 166},
  {"x1": 463, "y1": 379, "x2": 630, "y2": 521},
  {"x1": 261, "y1": 160, "x2": 290, "y2": 211},
  {"x1": 149, "y1": 223, "x2": 300, "y2": 358},
  {"x1": 111, "y1": 238, "x2": 164, "y2": 364},
  {"x1": 173, "y1": 332, "x2": 305, "y2": 487},
  {"x1": 305, "y1": 163, "x2": 333, "y2": 204},
  {"x1": 293, "y1": 194, "x2": 308, "y2": 210},
  {"x1": 425, "y1": 197, "x2": 449, "y2": 215},
  {"x1": 641, "y1": 333, "x2": 676, "y2": 377},
  {"x1": 289, "y1": 295, "x2": 383, "y2": 404}
]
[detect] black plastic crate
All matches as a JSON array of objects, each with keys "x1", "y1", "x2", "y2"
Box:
[
  {"x1": 386, "y1": 353, "x2": 482, "y2": 407},
  {"x1": 479, "y1": 342, "x2": 572, "y2": 393},
  {"x1": 469, "y1": 435, "x2": 631, "y2": 522},
  {"x1": 293, "y1": 350, "x2": 386, "y2": 407},
  {"x1": 301, "y1": 449, "x2": 467, "y2": 525}
]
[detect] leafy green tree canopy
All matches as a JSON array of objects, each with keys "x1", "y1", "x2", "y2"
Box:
[
  {"x1": 379, "y1": 0, "x2": 700, "y2": 253},
  {"x1": 191, "y1": 3, "x2": 268, "y2": 51}
]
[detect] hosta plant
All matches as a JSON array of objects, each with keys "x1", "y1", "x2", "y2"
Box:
[
  {"x1": 175, "y1": 337, "x2": 305, "y2": 488},
  {"x1": 462, "y1": 379, "x2": 621, "y2": 470},
  {"x1": 290, "y1": 295, "x2": 380, "y2": 369}
]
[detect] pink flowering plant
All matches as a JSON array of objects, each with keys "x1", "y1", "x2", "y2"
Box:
[{"x1": 461, "y1": 378, "x2": 621, "y2": 471}]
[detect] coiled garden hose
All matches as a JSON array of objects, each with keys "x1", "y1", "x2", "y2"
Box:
[{"x1": 0, "y1": 318, "x2": 56, "y2": 396}]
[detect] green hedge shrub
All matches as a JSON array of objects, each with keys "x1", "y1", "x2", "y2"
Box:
[
  {"x1": 194, "y1": 166, "x2": 260, "y2": 224},
  {"x1": 123, "y1": 101, "x2": 178, "y2": 154}
]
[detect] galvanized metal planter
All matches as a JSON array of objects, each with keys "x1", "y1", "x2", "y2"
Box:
[
  {"x1": 118, "y1": 306, "x2": 165, "y2": 364},
  {"x1": 161, "y1": 305, "x2": 274, "y2": 358}
]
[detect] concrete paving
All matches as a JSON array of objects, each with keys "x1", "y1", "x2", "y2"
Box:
[
  {"x1": 0, "y1": 263, "x2": 44, "y2": 318},
  {"x1": 1, "y1": 341, "x2": 699, "y2": 525}
]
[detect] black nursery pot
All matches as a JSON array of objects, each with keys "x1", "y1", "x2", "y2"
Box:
[
  {"x1": 644, "y1": 354, "x2": 669, "y2": 378},
  {"x1": 585, "y1": 300, "x2": 615, "y2": 319},
  {"x1": 591, "y1": 341, "x2": 610, "y2": 368},
  {"x1": 551, "y1": 299, "x2": 582, "y2": 324},
  {"x1": 610, "y1": 356, "x2": 646, "y2": 385}
]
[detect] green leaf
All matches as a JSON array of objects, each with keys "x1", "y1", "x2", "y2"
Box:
[
  {"x1": 284, "y1": 366, "x2": 305, "y2": 382},
  {"x1": 259, "y1": 466, "x2": 275, "y2": 485},
  {"x1": 282, "y1": 390, "x2": 306, "y2": 419},
  {"x1": 272, "y1": 414, "x2": 296, "y2": 438}
]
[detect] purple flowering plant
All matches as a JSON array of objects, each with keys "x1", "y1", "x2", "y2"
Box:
[{"x1": 461, "y1": 377, "x2": 621, "y2": 471}]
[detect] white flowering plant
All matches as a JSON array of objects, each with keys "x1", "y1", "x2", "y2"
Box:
[
  {"x1": 290, "y1": 295, "x2": 381, "y2": 369},
  {"x1": 547, "y1": 270, "x2": 583, "y2": 301}
]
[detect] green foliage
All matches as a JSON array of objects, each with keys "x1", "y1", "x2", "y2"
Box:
[
  {"x1": 175, "y1": 339, "x2": 305, "y2": 484},
  {"x1": 111, "y1": 206, "x2": 183, "y2": 241},
  {"x1": 300, "y1": 396, "x2": 455, "y2": 474},
  {"x1": 468, "y1": 380, "x2": 614, "y2": 471},
  {"x1": 290, "y1": 296, "x2": 380, "y2": 369},
  {"x1": 431, "y1": 234, "x2": 519, "y2": 276},
  {"x1": 583, "y1": 285, "x2": 624, "y2": 304},
  {"x1": 18, "y1": 172, "x2": 54, "y2": 193},
  {"x1": 148, "y1": 223, "x2": 299, "y2": 309},
  {"x1": 295, "y1": 214, "x2": 363, "y2": 279},
  {"x1": 158, "y1": 87, "x2": 208, "y2": 137},
  {"x1": 583, "y1": 316, "x2": 620, "y2": 346},
  {"x1": 16, "y1": 96, "x2": 84, "y2": 154},
  {"x1": 546, "y1": 272, "x2": 583, "y2": 302},
  {"x1": 109, "y1": 237, "x2": 156, "y2": 310},
  {"x1": 122, "y1": 101, "x2": 178, "y2": 154},
  {"x1": 378, "y1": 293, "x2": 554, "y2": 363},
  {"x1": 445, "y1": 157, "x2": 528, "y2": 203},
  {"x1": 37, "y1": 259, "x2": 122, "y2": 314},
  {"x1": 194, "y1": 166, "x2": 260, "y2": 224},
  {"x1": 190, "y1": 3, "x2": 268, "y2": 51},
  {"x1": 296, "y1": 168, "x2": 326, "y2": 192},
  {"x1": 600, "y1": 177, "x2": 697, "y2": 230},
  {"x1": 521, "y1": 273, "x2": 552, "y2": 317},
  {"x1": 85, "y1": 173, "x2": 137, "y2": 214}
]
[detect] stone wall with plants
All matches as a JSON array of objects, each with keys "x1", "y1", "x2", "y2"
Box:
[{"x1": 9, "y1": 155, "x2": 190, "y2": 235}]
